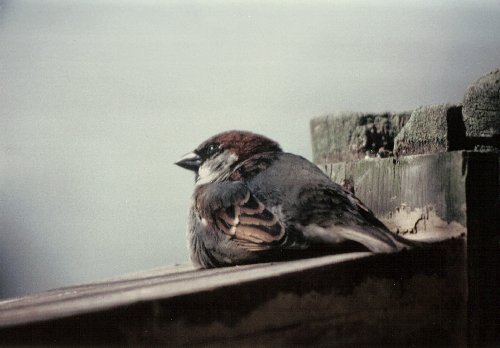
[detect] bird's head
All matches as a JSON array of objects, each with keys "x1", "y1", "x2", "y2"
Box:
[{"x1": 175, "y1": 130, "x2": 282, "y2": 185}]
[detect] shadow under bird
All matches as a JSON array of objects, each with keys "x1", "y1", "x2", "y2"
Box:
[{"x1": 175, "y1": 130, "x2": 417, "y2": 268}]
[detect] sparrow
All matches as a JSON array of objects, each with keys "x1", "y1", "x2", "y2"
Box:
[{"x1": 175, "y1": 130, "x2": 414, "y2": 268}]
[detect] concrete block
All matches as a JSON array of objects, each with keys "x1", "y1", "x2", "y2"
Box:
[
  {"x1": 310, "y1": 111, "x2": 411, "y2": 164},
  {"x1": 393, "y1": 104, "x2": 464, "y2": 156},
  {"x1": 463, "y1": 68, "x2": 500, "y2": 151}
]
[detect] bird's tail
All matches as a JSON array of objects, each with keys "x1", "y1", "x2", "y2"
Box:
[{"x1": 333, "y1": 224, "x2": 438, "y2": 253}]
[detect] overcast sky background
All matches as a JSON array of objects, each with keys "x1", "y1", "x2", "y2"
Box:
[{"x1": 1, "y1": 0, "x2": 499, "y2": 298}]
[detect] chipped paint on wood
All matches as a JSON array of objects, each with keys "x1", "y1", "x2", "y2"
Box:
[{"x1": 380, "y1": 205, "x2": 466, "y2": 240}]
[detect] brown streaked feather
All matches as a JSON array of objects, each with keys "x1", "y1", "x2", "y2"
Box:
[
  {"x1": 234, "y1": 224, "x2": 283, "y2": 244},
  {"x1": 215, "y1": 216, "x2": 232, "y2": 234},
  {"x1": 215, "y1": 192, "x2": 284, "y2": 248},
  {"x1": 194, "y1": 181, "x2": 285, "y2": 251},
  {"x1": 233, "y1": 239, "x2": 272, "y2": 251},
  {"x1": 239, "y1": 194, "x2": 265, "y2": 214},
  {"x1": 238, "y1": 211, "x2": 277, "y2": 225},
  {"x1": 219, "y1": 208, "x2": 240, "y2": 229}
]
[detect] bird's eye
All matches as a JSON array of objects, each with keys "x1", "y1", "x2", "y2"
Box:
[{"x1": 205, "y1": 143, "x2": 219, "y2": 156}]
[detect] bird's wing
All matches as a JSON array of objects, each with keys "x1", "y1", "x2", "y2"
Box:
[
  {"x1": 195, "y1": 182, "x2": 285, "y2": 251},
  {"x1": 215, "y1": 190, "x2": 285, "y2": 250},
  {"x1": 292, "y1": 184, "x2": 406, "y2": 252}
]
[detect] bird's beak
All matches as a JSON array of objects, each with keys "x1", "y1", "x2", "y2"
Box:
[{"x1": 175, "y1": 152, "x2": 201, "y2": 172}]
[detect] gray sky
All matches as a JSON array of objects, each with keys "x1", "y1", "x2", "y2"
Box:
[{"x1": 1, "y1": 0, "x2": 499, "y2": 298}]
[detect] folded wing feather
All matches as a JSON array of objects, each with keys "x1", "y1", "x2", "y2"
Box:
[{"x1": 215, "y1": 191, "x2": 285, "y2": 248}]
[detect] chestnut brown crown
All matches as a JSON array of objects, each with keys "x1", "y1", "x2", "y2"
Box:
[{"x1": 175, "y1": 130, "x2": 282, "y2": 172}]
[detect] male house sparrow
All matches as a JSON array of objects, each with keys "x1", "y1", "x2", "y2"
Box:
[{"x1": 176, "y1": 130, "x2": 413, "y2": 268}]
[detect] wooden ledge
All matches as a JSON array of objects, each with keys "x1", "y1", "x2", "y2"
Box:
[
  {"x1": 0, "y1": 240, "x2": 466, "y2": 346},
  {"x1": 0, "y1": 253, "x2": 372, "y2": 329}
]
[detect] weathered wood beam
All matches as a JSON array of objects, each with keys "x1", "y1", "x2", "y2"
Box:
[{"x1": 0, "y1": 242, "x2": 466, "y2": 346}]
